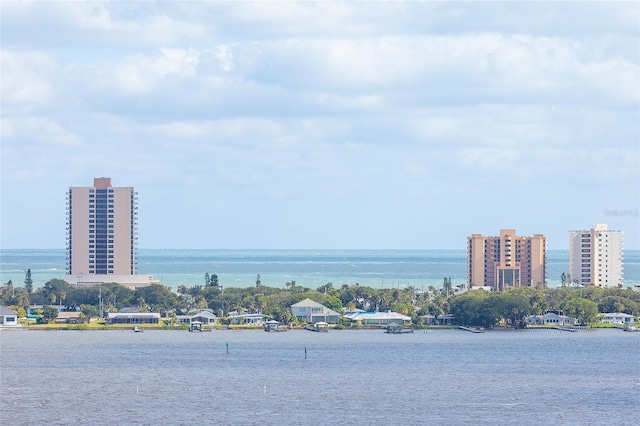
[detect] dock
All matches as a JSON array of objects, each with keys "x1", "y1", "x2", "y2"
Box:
[
  {"x1": 553, "y1": 326, "x2": 577, "y2": 332},
  {"x1": 458, "y1": 326, "x2": 485, "y2": 333},
  {"x1": 305, "y1": 322, "x2": 329, "y2": 332}
]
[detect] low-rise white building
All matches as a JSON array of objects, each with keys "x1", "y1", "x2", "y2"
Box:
[
  {"x1": 107, "y1": 312, "x2": 160, "y2": 324},
  {"x1": 227, "y1": 312, "x2": 267, "y2": 325},
  {"x1": 601, "y1": 312, "x2": 637, "y2": 325},
  {"x1": 177, "y1": 310, "x2": 217, "y2": 325},
  {"x1": 0, "y1": 305, "x2": 20, "y2": 327},
  {"x1": 526, "y1": 312, "x2": 577, "y2": 326},
  {"x1": 65, "y1": 274, "x2": 159, "y2": 290},
  {"x1": 344, "y1": 311, "x2": 412, "y2": 326}
]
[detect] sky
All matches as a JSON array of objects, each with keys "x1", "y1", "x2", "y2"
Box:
[{"x1": 1, "y1": 1, "x2": 639, "y2": 251}]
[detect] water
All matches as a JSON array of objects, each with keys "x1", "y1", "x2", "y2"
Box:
[
  {"x1": 1, "y1": 249, "x2": 639, "y2": 290},
  {"x1": 1, "y1": 329, "x2": 638, "y2": 425}
]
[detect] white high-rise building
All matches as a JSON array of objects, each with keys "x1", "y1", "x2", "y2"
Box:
[{"x1": 569, "y1": 224, "x2": 623, "y2": 288}]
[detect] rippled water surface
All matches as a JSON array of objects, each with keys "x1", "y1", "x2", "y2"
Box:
[{"x1": 1, "y1": 329, "x2": 639, "y2": 425}]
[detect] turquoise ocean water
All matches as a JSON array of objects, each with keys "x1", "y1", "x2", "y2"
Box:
[{"x1": 1, "y1": 249, "x2": 639, "y2": 290}]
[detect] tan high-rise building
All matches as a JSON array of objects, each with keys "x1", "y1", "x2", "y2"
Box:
[
  {"x1": 467, "y1": 229, "x2": 546, "y2": 291},
  {"x1": 569, "y1": 224, "x2": 623, "y2": 288},
  {"x1": 66, "y1": 177, "x2": 138, "y2": 276}
]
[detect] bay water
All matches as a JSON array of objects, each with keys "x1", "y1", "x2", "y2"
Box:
[
  {"x1": 1, "y1": 328, "x2": 638, "y2": 425},
  {"x1": 1, "y1": 249, "x2": 639, "y2": 290}
]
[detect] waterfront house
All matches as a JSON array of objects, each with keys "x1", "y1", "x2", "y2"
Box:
[
  {"x1": 602, "y1": 312, "x2": 637, "y2": 325},
  {"x1": 435, "y1": 314, "x2": 456, "y2": 325},
  {"x1": 525, "y1": 312, "x2": 578, "y2": 326},
  {"x1": 0, "y1": 305, "x2": 20, "y2": 327},
  {"x1": 344, "y1": 311, "x2": 411, "y2": 326},
  {"x1": 107, "y1": 312, "x2": 161, "y2": 324},
  {"x1": 291, "y1": 299, "x2": 341, "y2": 324},
  {"x1": 419, "y1": 314, "x2": 457, "y2": 326},
  {"x1": 177, "y1": 310, "x2": 217, "y2": 326},
  {"x1": 54, "y1": 311, "x2": 84, "y2": 324},
  {"x1": 227, "y1": 312, "x2": 267, "y2": 325}
]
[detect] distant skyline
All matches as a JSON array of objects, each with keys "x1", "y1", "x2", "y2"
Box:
[{"x1": 1, "y1": 1, "x2": 639, "y2": 251}]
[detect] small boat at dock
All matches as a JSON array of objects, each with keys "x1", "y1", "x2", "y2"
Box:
[
  {"x1": 264, "y1": 320, "x2": 287, "y2": 332},
  {"x1": 189, "y1": 321, "x2": 212, "y2": 332},
  {"x1": 305, "y1": 322, "x2": 329, "y2": 332},
  {"x1": 134, "y1": 326, "x2": 143, "y2": 333},
  {"x1": 384, "y1": 322, "x2": 414, "y2": 334}
]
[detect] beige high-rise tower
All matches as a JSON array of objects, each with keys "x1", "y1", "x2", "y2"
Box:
[
  {"x1": 467, "y1": 229, "x2": 547, "y2": 291},
  {"x1": 569, "y1": 224, "x2": 623, "y2": 288},
  {"x1": 66, "y1": 177, "x2": 138, "y2": 276}
]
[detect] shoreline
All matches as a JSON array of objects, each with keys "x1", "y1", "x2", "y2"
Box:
[{"x1": 1, "y1": 324, "x2": 630, "y2": 332}]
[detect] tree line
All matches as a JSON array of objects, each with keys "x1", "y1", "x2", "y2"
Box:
[{"x1": 2, "y1": 272, "x2": 639, "y2": 327}]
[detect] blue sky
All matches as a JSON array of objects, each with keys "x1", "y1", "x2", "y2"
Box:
[{"x1": 1, "y1": 1, "x2": 639, "y2": 250}]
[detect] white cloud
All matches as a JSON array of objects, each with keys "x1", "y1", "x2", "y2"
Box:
[
  {"x1": 0, "y1": 50, "x2": 58, "y2": 107},
  {"x1": 1, "y1": 1, "x2": 638, "y2": 250}
]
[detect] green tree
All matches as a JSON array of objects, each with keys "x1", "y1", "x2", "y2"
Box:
[
  {"x1": 211, "y1": 274, "x2": 219, "y2": 287},
  {"x1": 597, "y1": 296, "x2": 639, "y2": 315},
  {"x1": 41, "y1": 306, "x2": 58, "y2": 323},
  {"x1": 499, "y1": 288, "x2": 536, "y2": 327},
  {"x1": 443, "y1": 277, "x2": 453, "y2": 298},
  {"x1": 8, "y1": 305, "x2": 26, "y2": 319},
  {"x1": 256, "y1": 274, "x2": 262, "y2": 288},
  {"x1": 449, "y1": 290, "x2": 501, "y2": 328},
  {"x1": 134, "y1": 284, "x2": 178, "y2": 313},
  {"x1": 205, "y1": 273, "x2": 211, "y2": 287},
  {"x1": 324, "y1": 294, "x2": 343, "y2": 313},
  {"x1": 80, "y1": 304, "x2": 100, "y2": 322},
  {"x1": 24, "y1": 269, "x2": 33, "y2": 294},
  {"x1": 561, "y1": 297, "x2": 599, "y2": 325}
]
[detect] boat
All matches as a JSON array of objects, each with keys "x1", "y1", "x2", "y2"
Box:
[
  {"x1": 305, "y1": 321, "x2": 329, "y2": 332},
  {"x1": 134, "y1": 326, "x2": 143, "y2": 333},
  {"x1": 623, "y1": 325, "x2": 638, "y2": 332},
  {"x1": 264, "y1": 320, "x2": 287, "y2": 332},
  {"x1": 384, "y1": 322, "x2": 414, "y2": 334}
]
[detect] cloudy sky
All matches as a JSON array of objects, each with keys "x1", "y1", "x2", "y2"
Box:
[{"x1": 1, "y1": 1, "x2": 639, "y2": 250}]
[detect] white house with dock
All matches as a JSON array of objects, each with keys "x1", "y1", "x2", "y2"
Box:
[{"x1": 177, "y1": 310, "x2": 217, "y2": 326}]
